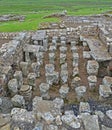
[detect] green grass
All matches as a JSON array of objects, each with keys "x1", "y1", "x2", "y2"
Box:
[{"x1": 0, "y1": 0, "x2": 112, "y2": 32}]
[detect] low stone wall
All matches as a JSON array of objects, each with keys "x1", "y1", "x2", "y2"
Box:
[
  {"x1": 0, "y1": 33, "x2": 27, "y2": 67},
  {"x1": 0, "y1": 32, "x2": 19, "y2": 40}
]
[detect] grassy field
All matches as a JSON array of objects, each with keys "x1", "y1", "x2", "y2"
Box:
[{"x1": 0, "y1": 0, "x2": 112, "y2": 32}]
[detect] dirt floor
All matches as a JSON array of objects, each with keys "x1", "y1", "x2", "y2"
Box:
[
  {"x1": 0, "y1": 37, "x2": 109, "y2": 104},
  {"x1": 30, "y1": 43, "x2": 104, "y2": 104}
]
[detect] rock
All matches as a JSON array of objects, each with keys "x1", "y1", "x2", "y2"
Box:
[
  {"x1": 95, "y1": 110, "x2": 105, "y2": 121},
  {"x1": 60, "y1": 36, "x2": 66, "y2": 42},
  {"x1": 59, "y1": 84, "x2": 69, "y2": 98},
  {"x1": 99, "y1": 85, "x2": 112, "y2": 98},
  {"x1": 101, "y1": 125, "x2": 112, "y2": 130},
  {"x1": 60, "y1": 46, "x2": 67, "y2": 53},
  {"x1": 53, "y1": 97, "x2": 64, "y2": 110},
  {"x1": 88, "y1": 75, "x2": 97, "y2": 88},
  {"x1": 83, "y1": 51, "x2": 91, "y2": 59},
  {"x1": 47, "y1": 125, "x2": 58, "y2": 130},
  {"x1": 0, "y1": 97, "x2": 13, "y2": 114},
  {"x1": 36, "y1": 52, "x2": 44, "y2": 65},
  {"x1": 61, "y1": 110, "x2": 80, "y2": 129},
  {"x1": 71, "y1": 41, "x2": 77, "y2": 46},
  {"x1": 33, "y1": 122, "x2": 44, "y2": 130},
  {"x1": 49, "y1": 46, "x2": 56, "y2": 52},
  {"x1": 79, "y1": 102, "x2": 91, "y2": 113},
  {"x1": 0, "y1": 123, "x2": 10, "y2": 130},
  {"x1": 27, "y1": 73, "x2": 36, "y2": 89},
  {"x1": 46, "y1": 71, "x2": 59, "y2": 85},
  {"x1": 39, "y1": 83, "x2": 50, "y2": 99},
  {"x1": 11, "y1": 94, "x2": 25, "y2": 107},
  {"x1": 81, "y1": 114, "x2": 100, "y2": 130},
  {"x1": 87, "y1": 60, "x2": 99, "y2": 75},
  {"x1": 71, "y1": 46, "x2": 77, "y2": 53},
  {"x1": 106, "y1": 110, "x2": 112, "y2": 120},
  {"x1": 49, "y1": 53, "x2": 55, "y2": 64},
  {"x1": 55, "y1": 115, "x2": 62, "y2": 125},
  {"x1": 20, "y1": 62, "x2": 29, "y2": 77},
  {"x1": 52, "y1": 38, "x2": 57, "y2": 47},
  {"x1": 11, "y1": 108, "x2": 35, "y2": 129},
  {"x1": 45, "y1": 64, "x2": 54, "y2": 74},
  {"x1": 75, "y1": 86, "x2": 86, "y2": 100},
  {"x1": 19, "y1": 85, "x2": 32, "y2": 102},
  {"x1": 72, "y1": 67, "x2": 79, "y2": 77},
  {"x1": 14, "y1": 71, "x2": 23, "y2": 89},
  {"x1": 31, "y1": 62, "x2": 41, "y2": 77},
  {"x1": 60, "y1": 53, "x2": 66, "y2": 64},
  {"x1": 33, "y1": 97, "x2": 57, "y2": 116},
  {"x1": 73, "y1": 53, "x2": 79, "y2": 67},
  {"x1": 61, "y1": 127, "x2": 67, "y2": 130},
  {"x1": 103, "y1": 76, "x2": 112, "y2": 88},
  {"x1": 61, "y1": 63, "x2": 67, "y2": 71},
  {"x1": 8, "y1": 78, "x2": 18, "y2": 96},
  {"x1": 83, "y1": 41, "x2": 88, "y2": 47},
  {"x1": 60, "y1": 70, "x2": 68, "y2": 84},
  {"x1": 61, "y1": 41, "x2": 66, "y2": 46},
  {"x1": 42, "y1": 112, "x2": 55, "y2": 124},
  {"x1": 71, "y1": 76, "x2": 81, "y2": 88},
  {"x1": 0, "y1": 114, "x2": 11, "y2": 127}
]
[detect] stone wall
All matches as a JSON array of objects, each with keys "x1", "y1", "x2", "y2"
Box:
[
  {"x1": 0, "y1": 33, "x2": 27, "y2": 67},
  {"x1": 0, "y1": 32, "x2": 19, "y2": 40}
]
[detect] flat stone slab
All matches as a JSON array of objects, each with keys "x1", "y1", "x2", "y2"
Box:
[
  {"x1": 86, "y1": 38, "x2": 112, "y2": 62},
  {"x1": 81, "y1": 114, "x2": 100, "y2": 130},
  {"x1": 0, "y1": 123, "x2": 10, "y2": 130},
  {"x1": 33, "y1": 99, "x2": 54, "y2": 113}
]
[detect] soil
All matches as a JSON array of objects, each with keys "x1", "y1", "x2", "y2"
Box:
[{"x1": 32, "y1": 43, "x2": 103, "y2": 104}]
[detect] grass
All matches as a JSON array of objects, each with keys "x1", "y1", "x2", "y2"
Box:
[{"x1": 0, "y1": 0, "x2": 112, "y2": 32}]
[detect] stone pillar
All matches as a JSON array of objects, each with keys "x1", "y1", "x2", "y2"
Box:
[
  {"x1": 36, "y1": 52, "x2": 44, "y2": 65},
  {"x1": 43, "y1": 39, "x2": 48, "y2": 51},
  {"x1": 27, "y1": 73, "x2": 36, "y2": 90},
  {"x1": 75, "y1": 86, "x2": 86, "y2": 100},
  {"x1": 25, "y1": 52, "x2": 31, "y2": 64},
  {"x1": 8, "y1": 79, "x2": 18, "y2": 96},
  {"x1": 11, "y1": 94, "x2": 25, "y2": 108},
  {"x1": 49, "y1": 53, "x2": 55, "y2": 64},
  {"x1": 46, "y1": 72, "x2": 59, "y2": 85},
  {"x1": 19, "y1": 85, "x2": 32, "y2": 102},
  {"x1": 71, "y1": 41, "x2": 77, "y2": 47},
  {"x1": 71, "y1": 77, "x2": 81, "y2": 88},
  {"x1": 14, "y1": 71, "x2": 23, "y2": 90},
  {"x1": 60, "y1": 46, "x2": 67, "y2": 54},
  {"x1": 31, "y1": 62, "x2": 41, "y2": 77},
  {"x1": 60, "y1": 53, "x2": 66, "y2": 64},
  {"x1": 87, "y1": 60, "x2": 99, "y2": 76},
  {"x1": 60, "y1": 70, "x2": 68, "y2": 84},
  {"x1": 59, "y1": 84, "x2": 69, "y2": 99},
  {"x1": 45, "y1": 64, "x2": 55, "y2": 74},
  {"x1": 73, "y1": 53, "x2": 79, "y2": 67},
  {"x1": 109, "y1": 43, "x2": 112, "y2": 56},
  {"x1": 88, "y1": 75, "x2": 97, "y2": 88},
  {"x1": 49, "y1": 46, "x2": 56, "y2": 53},
  {"x1": 20, "y1": 62, "x2": 29, "y2": 77},
  {"x1": 39, "y1": 83, "x2": 50, "y2": 99},
  {"x1": 71, "y1": 46, "x2": 77, "y2": 53},
  {"x1": 73, "y1": 67, "x2": 79, "y2": 77}
]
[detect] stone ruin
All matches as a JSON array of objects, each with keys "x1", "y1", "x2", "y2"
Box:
[
  {"x1": 0, "y1": 14, "x2": 25, "y2": 22},
  {"x1": 0, "y1": 14, "x2": 112, "y2": 130}
]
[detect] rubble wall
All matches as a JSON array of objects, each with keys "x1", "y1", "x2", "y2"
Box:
[
  {"x1": 0, "y1": 33, "x2": 27, "y2": 67},
  {"x1": 0, "y1": 32, "x2": 19, "y2": 40}
]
